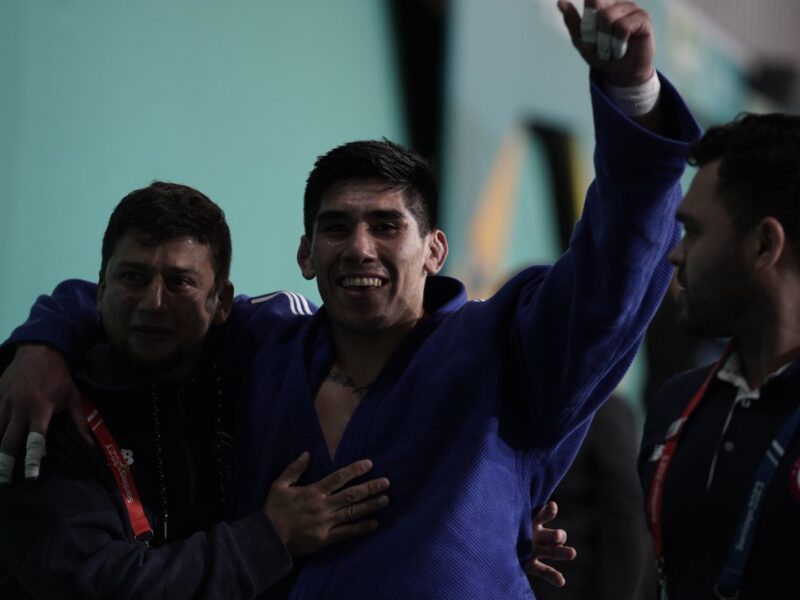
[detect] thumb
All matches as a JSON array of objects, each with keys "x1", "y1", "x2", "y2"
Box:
[{"x1": 276, "y1": 452, "x2": 310, "y2": 487}]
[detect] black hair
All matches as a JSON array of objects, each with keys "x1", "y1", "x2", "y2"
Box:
[
  {"x1": 100, "y1": 182, "x2": 232, "y2": 289},
  {"x1": 688, "y1": 113, "x2": 800, "y2": 249},
  {"x1": 303, "y1": 139, "x2": 438, "y2": 237}
]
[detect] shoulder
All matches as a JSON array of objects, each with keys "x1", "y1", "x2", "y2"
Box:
[{"x1": 237, "y1": 290, "x2": 316, "y2": 317}]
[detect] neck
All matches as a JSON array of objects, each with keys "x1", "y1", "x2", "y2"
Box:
[
  {"x1": 735, "y1": 301, "x2": 800, "y2": 389},
  {"x1": 330, "y1": 316, "x2": 424, "y2": 386}
]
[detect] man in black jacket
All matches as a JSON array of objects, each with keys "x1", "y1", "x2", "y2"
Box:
[{"x1": 0, "y1": 182, "x2": 390, "y2": 599}]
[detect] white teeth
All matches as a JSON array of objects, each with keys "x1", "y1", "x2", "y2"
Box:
[{"x1": 342, "y1": 277, "x2": 383, "y2": 288}]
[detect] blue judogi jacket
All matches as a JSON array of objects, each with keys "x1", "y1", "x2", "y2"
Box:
[{"x1": 3, "y1": 76, "x2": 699, "y2": 599}]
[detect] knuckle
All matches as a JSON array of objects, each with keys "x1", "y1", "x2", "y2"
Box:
[{"x1": 330, "y1": 471, "x2": 346, "y2": 489}]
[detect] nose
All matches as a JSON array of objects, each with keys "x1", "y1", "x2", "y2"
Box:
[
  {"x1": 343, "y1": 224, "x2": 377, "y2": 262},
  {"x1": 668, "y1": 239, "x2": 684, "y2": 267},
  {"x1": 139, "y1": 279, "x2": 167, "y2": 312}
]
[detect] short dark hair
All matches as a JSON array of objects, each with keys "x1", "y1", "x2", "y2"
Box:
[
  {"x1": 688, "y1": 113, "x2": 800, "y2": 250},
  {"x1": 303, "y1": 139, "x2": 438, "y2": 237},
  {"x1": 100, "y1": 182, "x2": 232, "y2": 289}
]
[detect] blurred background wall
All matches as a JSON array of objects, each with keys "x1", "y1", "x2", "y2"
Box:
[{"x1": 2, "y1": 0, "x2": 798, "y2": 407}]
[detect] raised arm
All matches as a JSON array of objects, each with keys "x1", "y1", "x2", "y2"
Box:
[{"x1": 507, "y1": 0, "x2": 700, "y2": 445}]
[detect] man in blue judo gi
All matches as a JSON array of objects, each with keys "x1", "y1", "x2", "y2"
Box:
[{"x1": 0, "y1": 1, "x2": 701, "y2": 597}]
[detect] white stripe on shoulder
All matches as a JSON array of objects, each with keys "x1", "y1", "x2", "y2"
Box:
[
  {"x1": 248, "y1": 291, "x2": 312, "y2": 315},
  {"x1": 290, "y1": 291, "x2": 313, "y2": 315},
  {"x1": 249, "y1": 292, "x2": 282, "y2": 305}
]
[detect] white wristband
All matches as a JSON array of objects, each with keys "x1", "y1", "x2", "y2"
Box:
[{"x1": 604, "y1": 71, "x2": 661, "y2": 117}]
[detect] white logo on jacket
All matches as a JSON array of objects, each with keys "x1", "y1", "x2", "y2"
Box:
[{"x1": 120, "y1": 449, "x2": 134, "y2": 466}]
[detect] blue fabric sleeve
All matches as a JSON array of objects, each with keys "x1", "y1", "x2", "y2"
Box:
[
  {"x1": 1, "y1": 281, "x2": 316, "y2": 367},
  {"x1": 512, "y1": 72, "x2": 701, "y2": 446},
  {"x1": 2, "y1": 280, "x2": 101, "y2": 365}
]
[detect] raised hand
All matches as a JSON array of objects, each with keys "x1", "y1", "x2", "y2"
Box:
[
  {"x1": 558, "y1": 0, "x2": 655, "y2": 87},
  {"x1": 264, "y1": 452, "x2": 390, "y2": 556}
]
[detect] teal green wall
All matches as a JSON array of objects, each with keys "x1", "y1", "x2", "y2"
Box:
[{"x1": 1, "y1": 0, "x2": 404, "y2": 339}]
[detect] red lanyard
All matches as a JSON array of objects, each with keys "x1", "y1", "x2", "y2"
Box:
[
  {"x1": 82, "y1": 397, "x2": 154, "y2": 543},
  {"x1": 646, "y1": 343, "x2": 733, "y2": 560}
]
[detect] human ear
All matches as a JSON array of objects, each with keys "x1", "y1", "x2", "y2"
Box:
[
  {"x1": 753, "y1": 217, "x2": 785, "y2": 271},
  {"x1": 297, "y1": 235, "x2": 316, "y2": 280},
  {"x1": 96, "y1": 281, "x2": 106, "y2": 311},
  {"x1": 212, "y1": 282, "x2": 234, "y2": 325},
  {"x1": 424, "y1": 229, "x2": 448, "y2": 275}
]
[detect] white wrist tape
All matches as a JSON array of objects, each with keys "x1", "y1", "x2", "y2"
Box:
[
  {"x1": 604, "y1": 71, "x2": 661, "y2": 117},
  {"x1": 580, "y1": 8, "x2": 598, "y2": 43}
]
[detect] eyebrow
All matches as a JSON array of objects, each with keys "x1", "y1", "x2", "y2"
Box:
[
  {"x1": 315, "y1": 209, "x2": 407, "y2": 222},
  {"x1": 113, "y1": 261, "x2": 200, "y2": 275}
]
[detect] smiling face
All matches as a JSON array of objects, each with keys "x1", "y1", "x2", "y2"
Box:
[
  {"x1": 297, "y1": 179, "x2": 447, "y2": 337},
  {"x1": 98, "y1": 232, "x2": 232, "y2": 371},
  {"x1": 670, "y1": 160, "x2": 757, "y2": 337}
]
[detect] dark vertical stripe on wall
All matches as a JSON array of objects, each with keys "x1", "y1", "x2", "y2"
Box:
[
  {"x1": 528, "y1": 123, "x2": 577, "y2": 252},
  {"x1": 388, "y1": 0, "x2": 448, "y2": 226}
]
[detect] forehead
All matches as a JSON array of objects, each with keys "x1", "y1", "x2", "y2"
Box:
[
  {"x1": 108, "y1": 232, "x2": 214, "y2": 270},
  {"x1": 317, "y1": 178, "x2": 412, "y2": 218},
  {"x1": 678, "y1": 160, "x2": 724, "y2": 218}
]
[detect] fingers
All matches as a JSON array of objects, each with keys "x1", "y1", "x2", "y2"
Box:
[
  {"x1": 533, "y1": 501, "x2": 558, "y2": 527},
  {"x1": 0, "y1": 406, "x2": 16, "y2": 483},
  {"x1": 599, "y1": 3, "x2": 650, "y2": 58},
  {"x1": 557, "y1": 1, "x2": 582, "y2": 49},
  {"x1": 538, "y1": 543, "x2": 577, "y2": 562},
  {"x1": 0, "y1": 452, "x2": 14, "y2": 484},
  {"x1": 580, "y1": 5, "x2": 599, "y2": 46},
  {"x1": 585, "y1": 2, "x2": 635, "y2": 61},
  {"x1": 532, "y1": 528, "x2": 578, "y2": 562},
  {"x1": 24, "y1": 431, "x2": 47, "y2": 480},
  {"x1": 535, "y1": 526, "x2": 568, "y2": 547},
  {"x1": 561, "y1": 0, "x2": 651, "y2": 62},
  {"x1": 332, "y1": 492, "x2": 390, "y2": 525},
  {"x1": 0, "y1": 414, "x2": 27, "y2": 483},
  {"x1": 0, "y1": 412, "x2": 25, "y2": 458},
  {"x1": 323, "y1": 518, "x2": 380, "y2": 546},
  {"x1": 317, "y1": 459, "x2": 374, "y2": 495},
  {"x1": 275, "y1": 452, "x2": 311, "y2": 487},
  {"x1": 526, "y1": 559, "x2": 567, "y2": 588},
  {"x1": 532, "y1": 501, "x2": 576, "y2": 563},
  {"x1": 328, "y1": 476, "x2": 390, "y2": 511}
]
